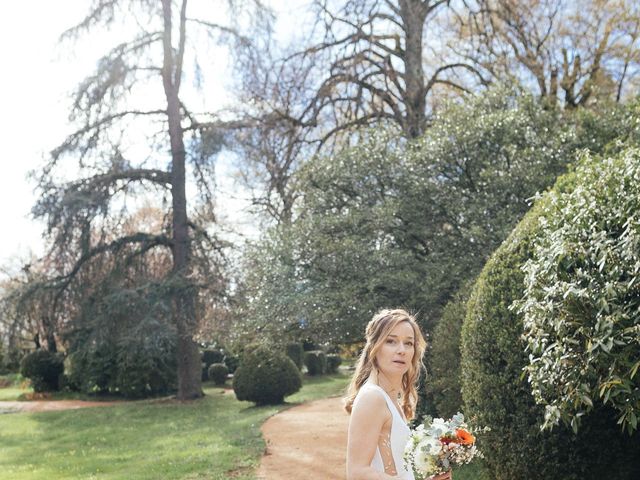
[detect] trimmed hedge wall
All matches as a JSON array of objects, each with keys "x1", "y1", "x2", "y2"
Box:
[
  {"x1": 326, "y1": 354, "x2": 342, "y2": 373},
  {"x1": 304, "y1": 350, "x2": 326, "y2": 375},
  {"x1": 285, "y1": 343, "x2": 304, "y2": 370}
]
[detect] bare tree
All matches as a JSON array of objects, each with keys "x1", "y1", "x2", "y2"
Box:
[
  {"x1": 227, "y1": 0, "x2": 489, "y2": 225},
  {"x1": 457, "y1": 0, "x2": 640, "y2": 107}
]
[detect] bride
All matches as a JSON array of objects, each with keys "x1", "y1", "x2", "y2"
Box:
[{"x1": 344, "y1": 308, "x2": 451, "y2": 480}]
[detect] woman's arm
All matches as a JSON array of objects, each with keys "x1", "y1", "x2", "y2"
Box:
[{"x1": 346, "y1": 389, "x2": 402, "y2": 480}]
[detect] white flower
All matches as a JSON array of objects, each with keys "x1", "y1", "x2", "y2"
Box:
[
  {"x1": 419, "y1": 436, "x2": 442, "y2": 457},
  {"x1": 414, "y1": 444, "x2": 438, "y2": 475}
]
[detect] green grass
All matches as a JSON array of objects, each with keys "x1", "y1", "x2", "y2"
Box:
[
  {"x1": 0, "y1": 372, "x2": 350, "y2": 480},
  {"x1": 453, "y1": 461, "x2": 493, "y2": 480},
  {"x1": 0, "y1": 387, "x2": 31, "y2": 401}
]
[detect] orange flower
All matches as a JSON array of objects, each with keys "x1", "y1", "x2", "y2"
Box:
[{"x1": 455, "y1": 428, "x2": 475, "y2": 445}]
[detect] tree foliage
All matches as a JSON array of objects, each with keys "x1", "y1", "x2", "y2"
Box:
[{"x1": 239, "y1": 88, "x2": 622, "y2": 344}]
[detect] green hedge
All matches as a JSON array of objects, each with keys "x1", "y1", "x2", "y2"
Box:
[
  {"x1": 285, "y1": 343, "x2": 304, "y2": 370},
  {"x1": 326, "y1": 354, "x2": 342, "y2": 373},
  {"x1": 208, "y1": 363, "x2": 228, "y2": 386},
  {"x1": 304, "y1": 350, "x2": 326, "y2": 375},
  {"x1": 461, "y1": 190, "x2": 640, "y2": 479},
  {"x1": 424, "y1": 288, "x2": 469, "y2": 419},
  {"x1": 20, "y1": 350, "x2": 64, "y2": 392}
]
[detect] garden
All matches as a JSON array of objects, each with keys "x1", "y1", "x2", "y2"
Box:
[{"x1": 2, "y1": 1, "x2": 640, "y2": 479}]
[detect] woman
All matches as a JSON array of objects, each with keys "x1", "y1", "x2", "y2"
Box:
[{"x1": 344, "y1": 309, "x2": 451, "y2": 480}]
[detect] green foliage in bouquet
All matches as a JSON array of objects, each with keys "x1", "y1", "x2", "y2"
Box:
[
  {"x1": 232, "y1": 345, "x2": 302, "y2": 405},
  {"x1": 516, "y1": 148, "x2": 640, "y2": 435},
  {"x1": 304, "y1": 350, "x2": 327, "y2": 375},
  {"x1": 461, "y1": 172, "x2": 640, "y2": 479},
  {"x1": 20, "y1": 350, "x2": 64, "y2": 392}
]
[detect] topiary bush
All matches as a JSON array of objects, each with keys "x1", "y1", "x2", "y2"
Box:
[
  {"x1": 461, "y1": 177, "x2": 640, "y2": 480},
  {"x1": 20, "y1": 350, "x2": 64, "y2": 392},
  {"x1": 208, "y1": 363, "x2": 229, "y2": 386},
  {"x1": 232, "y1": 345, "x2": 302, "y2": 405},
  {"x1": 424, "y1": 288, "x2": 469, "y2": 419},
  {"x1": 326, "y1": 353, "x2": 342, "y2": 373},
  {"x1": 304, "y1": 350, "x2": 326, "y2": 375},
  {"x1": 516, "y1": 148, "x2": 640, "y2": 435},
  {"x1": 285, "y1": 342, "x2": 304, "y2": 370}
]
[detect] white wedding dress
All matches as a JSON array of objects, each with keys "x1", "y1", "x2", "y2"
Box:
[{"x1": 354, "y1": 382, "x2": 415, "y2": 479}]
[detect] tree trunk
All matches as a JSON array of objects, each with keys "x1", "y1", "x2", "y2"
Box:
[
  {"x1": 162, "y1": 0, "x2": 203, "y2": 400},
  {"x1": 399, "y1": 0, "x2": 429, "y2": 138}
]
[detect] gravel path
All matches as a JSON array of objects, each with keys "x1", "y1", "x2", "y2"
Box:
[{"x1": 256, "y1": 395, "x2": 349, "y2": 480}]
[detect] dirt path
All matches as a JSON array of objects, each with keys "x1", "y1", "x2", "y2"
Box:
[
  {"x1": 257, "y1": 395, "x2": 349, "y2": 480},
  {"x1": 0, "y1": 400, "x2": 123, "y2": 414}
]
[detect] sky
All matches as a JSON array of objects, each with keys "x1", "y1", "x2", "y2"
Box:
[{"x1": 0, "y1": 0, "x2": 301, "y2": 276}]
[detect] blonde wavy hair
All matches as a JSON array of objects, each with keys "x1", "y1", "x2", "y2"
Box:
[{"x1": 343, "y1": 308, "x2": 426, "y2": 421}]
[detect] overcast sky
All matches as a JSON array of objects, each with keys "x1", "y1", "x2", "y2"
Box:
[{"x1": 0, "y1": 0, "x2": 302, "y2": 276}]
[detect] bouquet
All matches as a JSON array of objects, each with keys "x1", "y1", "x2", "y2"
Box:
[{"x1": 403, "y1": 413, "x2": 487, "y2": 479}]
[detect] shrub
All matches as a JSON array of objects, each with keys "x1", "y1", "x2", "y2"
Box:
[
  {"x1": 20, "y1": 350, "x2": 64, "y2": 392},
  {"x1": 424, "y1": 288, "x2": 469, "y2": 419},
  {"x1": 516, "y1": 149, "x2": 640, "y2": 434},
  {"x1": 285, "y1": 342, "x2": 304, "y2": 369},
  {"x1": 202, "y1": 349, "x2": 224, "y2": 367},
  {"x1": 304, "y1": 350, "x2": 326, "y2": 375},
  {"x1": 461, "y1": 186, "x2": 640, "y2": 480},
  {"x1": 326, "y1": 354, "x2": 342, "y2": 373},
  {"x1": 232, "y1": 345, "x2": 302, "y2": 405},
  {"x1": 201, "y1": 362, "x2": 209, "y2": 381},
  {"x1": 223, "y1": 355, "x2": 239, "y2": 373},
  {"x1": 65, "y1": 291, "x2": 178, "y2": 399},
  {"x1": 208, "y1": 363, "x2": 228, "y2": 386}
]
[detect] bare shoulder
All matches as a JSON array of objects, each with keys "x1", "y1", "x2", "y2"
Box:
[{"x1": 351, "y1": 386, "x2": 388, "y2": 419}]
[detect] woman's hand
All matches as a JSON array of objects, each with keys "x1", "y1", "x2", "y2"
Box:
[{"x1": 429, "y1": 471, "x2": 452, "y2": 480}]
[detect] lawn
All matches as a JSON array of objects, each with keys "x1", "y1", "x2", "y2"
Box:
[{"x1": 0, "y1": 373, "x2": 351, "y2": 480}]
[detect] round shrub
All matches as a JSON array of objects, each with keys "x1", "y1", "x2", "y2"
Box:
[
  {"x1": 208, "y1": 363, "x2": 229, "y2": 386},
  {"x1": 516, "y1": 149, "x2": 640, "y2": 434},
  {"x1": 285, "y1": 342, "x2": 304, "y2": 369},
  {"x1": 20, "y1": 350, "x2": 64, "y2": 392},
  {"x1": 232, "y1": 346, "x2": 302, "y2": 404},
  {"x1": 326, "y1": 353, "x2": 342, "y2": 373},
  {"x1": 304, "y1": 350, "x2": 326, "y2": 375},
  {"x1": 461, "y1": 184, "x2": 640, "y2": 480}
]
